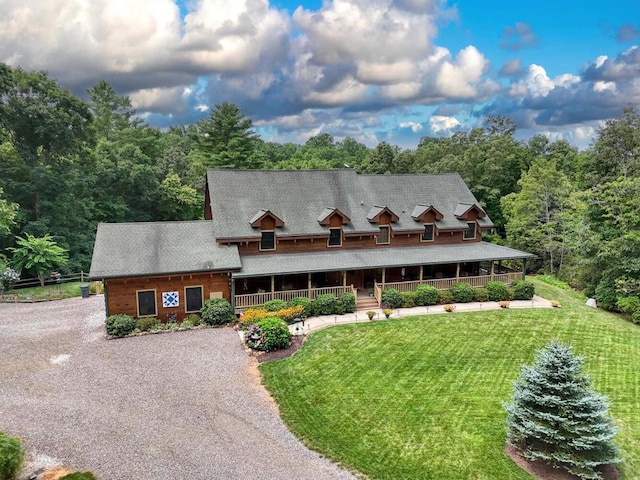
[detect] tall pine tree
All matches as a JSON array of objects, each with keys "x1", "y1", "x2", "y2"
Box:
[{"x1": 504, "y1": 341, "x2": 620, "y2": 479}]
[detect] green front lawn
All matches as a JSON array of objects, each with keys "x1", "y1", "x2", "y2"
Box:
[
  {"x1": 260, "y1": 279, "x2": 640, "y2": 479},
  {"x1": 3, "y1": 281, "x2": 85, "y2": 300}
]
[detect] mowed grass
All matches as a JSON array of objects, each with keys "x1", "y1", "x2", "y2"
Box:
[
  {"x1": 260, "y1": 279, "x2": 640, "y2": 479},
  {"x1": 6, "y1": 281, "x2": 84, "y2": 300}
]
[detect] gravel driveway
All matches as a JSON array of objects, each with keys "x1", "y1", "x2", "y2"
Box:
[{"x1": 0, "y1": 296, "x2": 354, "y2": 480}]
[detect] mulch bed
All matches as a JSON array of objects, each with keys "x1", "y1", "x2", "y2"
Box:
[
  {"x1": 253, "y1": 334, "x2": 307, "y2": 363},
  {"x1": 505, "y1": 445, "x2": 620, "y2": 480}
]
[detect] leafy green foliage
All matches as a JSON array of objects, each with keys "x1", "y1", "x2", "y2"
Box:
[
  {"x1": 595, "y1": 278, "x2": 619, "y2": 311},
  {"x1": 313, "y1": 294, "x2": 336, "y2": 315},
  {"x1": 0, "y1": 187, "x2": 17, "y2": 238},
  {"x1": 8, "y1": 233, "x2": 68, "y2": 286},
  {"x1": 337, "y1": 292, "x2": 356, "y2": 313},
  {"x1": 485, "y1": 281, "x2": 510, "y2": 301},
  {"x1": 450, "y1": 282, "x2": 474, "y2": 303},
  {"x1": 135, "y1": 317, "x2": 159, "y2": 332},
  {"x1": 288, "y1": 297, "x2": 312, "y2": 318},
  {"x1": 437, "y1": 290, "x2": 453, "y2": 304},
  {"x1": 105, "y1": 314, "x2": 136, "y2": 337},
  {"x1": 511, "y1": 280, "x2": 535, "y2": 300},
  {"x1": 616, "y1": 296, "x2": 640, "y2": 316},
  {"x1": 0, "y1": 432, "x2": 23, "y2": 480},
  {"x1": 473, "y1": 287, "x2": 490, "y2": 302},
  {"x1": 59, "y1": 473, "x2": 98, "y2": 480},
  {"x1": 245, "y1": 317, "x2": 291, "y2": 352},
  {"x1": 414, "y1": 284, "x2": 438, "y2": 306},
  {"x1": 401, "y1": 291, "x2": 416, "y2": 308},
  {"x1": 264, "y1": 299, "x2": 287, "y2": 312},
  {"x1": 381, "y1": 288, "x2": 402, "y2": 308},
  {"x1": 504, "y1": 341, "x2": 620, "y2": 479},
  {"x1": 0, "y1": 267, "x2": 18, "y2": 293},
  {"x1": 200, "y1": 298, "x2": 234, "y2": 326},
  {"x1": 182, "y1": 313, "x2": 201, "y2": 326}
]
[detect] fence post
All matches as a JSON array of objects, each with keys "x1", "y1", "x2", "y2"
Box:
[{"x1": 81, "y1": 271, "x2": 85, "y2": 283}]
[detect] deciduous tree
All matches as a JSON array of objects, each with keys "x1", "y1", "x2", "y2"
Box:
[{"x1": 9, "y1": 233, "x2": 69, "y2": 286}]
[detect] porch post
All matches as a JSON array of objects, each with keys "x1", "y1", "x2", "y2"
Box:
[
  {"x1": 522, "y1": 259, "x2": 527, "y2": 280},
  {"x1": 455, "y1": 263, "x2": 460, "y2": 280},
  {"x1": 342, "y1": 270, "x2": 347, "y2": 287},
  {"x1": 307, "y1": 272, "x2": 312, "y2": 298},
  {"x1": 231, "y1": 278, "x2": 236, "y2": 313},
  {"x1": 381, "y1": 268, "x2": 386, "y2": 288},
  {"x1": 271, "y1": 276, "x2": 275, "y2": 294},
  {"x1": 490, "y1": 261, "x2": 495, "y2": 280},
  {"x1": 419, "y1": 265, "x2": 423, "y2": 283}
]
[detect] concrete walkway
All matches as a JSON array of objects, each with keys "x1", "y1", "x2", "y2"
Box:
[{"x1": 289, "y1": 295, "x2": 552, "y2": 334}]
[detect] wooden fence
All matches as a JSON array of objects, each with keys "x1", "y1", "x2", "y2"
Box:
[{"x1": 235, "y1": 285, "x2": 357, "y2": 311}]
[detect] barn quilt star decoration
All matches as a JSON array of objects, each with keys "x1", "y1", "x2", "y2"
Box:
[{"x1": 162, "y1": 291, "x2": 179, "y2": 308}]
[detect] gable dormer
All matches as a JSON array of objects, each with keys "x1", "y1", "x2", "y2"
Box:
[
  {"x1": 453, "y1": 203, "x2": 486, "y2": 221},
  {"x1": 317, "y1": 207, "x2": 351, "y2": 227},
  {"x1": 367, "y1": 206, "x2": 399, "y2": 224},
  {"x1": 250, "y1": 209, "x2": 285, "y2": 230},
  {"x1": 411, "y1": 204, "x2": 444, "y2": 223}
]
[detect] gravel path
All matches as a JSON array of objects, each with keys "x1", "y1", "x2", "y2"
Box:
[{"x1": 0, "y1": 297, "x2": 355, "y2": 480}]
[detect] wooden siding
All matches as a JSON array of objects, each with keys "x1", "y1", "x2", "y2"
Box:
[
  {"x1": 235, "y1": 228, "x2": 478, "y2": 255},
  {"x1": 105, "y1": 272, "x2": 231, "y2": 321}
]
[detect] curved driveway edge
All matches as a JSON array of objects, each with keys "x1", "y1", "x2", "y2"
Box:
[{"x1": 0, "y1": 297, "x2": 355, "y2": 480}]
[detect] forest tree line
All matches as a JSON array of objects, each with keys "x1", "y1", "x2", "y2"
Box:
[{"x1": 1, "y1": 64, "x2": 639, "y2": 317}]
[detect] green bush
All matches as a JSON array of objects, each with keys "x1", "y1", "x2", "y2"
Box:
[
  {"x1": 632, "y1": 310, "x2": 640, "y2": 325},
  {"x1": 512, "y1": 280, "x2": 535, "y2": 300},
  {"x1": 381, "y1": 288, "x2": 402, "y2": 308},
  {"x1": 314, "y1": 294, "x2": 336, "y2": 315},
  {"x1": 182, "y1": 313, "x2": 201, "y2": 326},
  {"x1": 287, "y1": 297, "x2": 313, "y2": 318},
  {"x1": 485, "y1": 281, "x2": 510, "y2": 301},
  {"x1": 0, "y1": 267, "x2": 19, "y2": 293},
  {"x1": 200, "y1": 298, "x2": 235, "y2": 326},
  {"x1": 245, "y1": 317, "x2": 291, "y2": 352},
  {"x1": 450, "y1": 283, "x2": 474, "y2": 303},
  {"x1": 595, "y1": 278, "x2": 619, "y2": 311},
  {"x1": 473, "y1": 287, "x2": 490, "y2": 302},
  {"x1": 0, "y1": 432, "x2": 23, "y2": 480},
  {"x1": 437, "y1": 290, "x2": 454, "y2": 304},
  {"x1": 617, "y1": 296, "x2": 640, "y2": 315},
  {"x1": 337, "y1": 293, "x2": 356, "y2": 313},
  {"x1": 264, "y1": 299, "x2": 287, "y2": 312},
  {"x1": 105, "y1": 314, "x2": 136, "y2": 337},
  {"x1": 59, "y1": 473, "x2": 97, "y2": 480},
  {"x1": 414, "y1": 284, "x2": 438, "y2": 306},
  {"x1": 401, "y1": 291, "x2": 416, "y2": 308},
  {"x1": 135, "y1": 317, "x2": 159, "y2": 332}
]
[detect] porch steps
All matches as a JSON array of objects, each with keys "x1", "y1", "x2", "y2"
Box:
[{"x1": 356, "y1": 296, "x2": 379, "y2": 310}]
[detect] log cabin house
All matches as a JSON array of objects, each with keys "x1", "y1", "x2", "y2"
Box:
[{"x1": 89, "y1": 169, "x2": 534, "y2": 320}]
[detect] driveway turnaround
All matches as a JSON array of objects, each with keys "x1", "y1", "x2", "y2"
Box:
[{"x1": 0, "y1": 297, "x2": 354, "y2": 480}]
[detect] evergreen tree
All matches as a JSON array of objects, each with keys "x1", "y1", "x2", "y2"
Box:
[{"x1": 504, "y1": 341, "x2": 620, "y2": 479}]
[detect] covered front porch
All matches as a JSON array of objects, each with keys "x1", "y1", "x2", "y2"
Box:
[{"x1": 232, "y1": 242, "x2": 534, "y2": 312}]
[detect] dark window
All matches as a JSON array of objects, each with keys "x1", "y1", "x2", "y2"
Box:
[
  {"x1": 137, "y1": 290, "x2": 156, "y2": 317},
  {"x1": 422, "y1": 224, "x2": 434, "y2": 242},
  {"x1": 260, "y1": 231, "x2": 275, "y2": 250},
  {"x1": 328, "y1": 228, "x2": 342, "y2": 246},
  {"x1": 377, "y1": 226, "x2": 390, "y2": 244},
  {"x1": 464, "y1": 222, "x2": 476, "y2": 240},
  {"x1": 185, "y1": 286, "x2": 203, "y2": 313}
]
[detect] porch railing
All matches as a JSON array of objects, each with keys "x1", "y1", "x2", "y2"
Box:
[
  {"x1": 235, "y1": 285, "x2": 357, "y2": 311},
  {"x1": 378, "y1": 272, "x2": 524, "y2": 294}
]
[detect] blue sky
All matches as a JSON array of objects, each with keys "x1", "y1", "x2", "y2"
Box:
[{"x1": 1, "y1": 0, "x2": 639, "y2": 148}]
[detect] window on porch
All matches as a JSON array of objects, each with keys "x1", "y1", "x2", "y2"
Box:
[{"x1": 328, "y1": 228, "x2": 342, "y2": 247}]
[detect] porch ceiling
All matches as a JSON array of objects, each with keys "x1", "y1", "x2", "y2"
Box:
[{"x1": 233, "y1": 242, "x2": 535, "y2": 278}]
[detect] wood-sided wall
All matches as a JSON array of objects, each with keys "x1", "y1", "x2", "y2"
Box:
[{"x1": 104, "y1": 271, "x2": 231, "y2": 321}]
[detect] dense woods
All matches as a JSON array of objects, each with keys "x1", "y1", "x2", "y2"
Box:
[{"x1": 1, "y1": 64, "x2": 639, "y2": 319}]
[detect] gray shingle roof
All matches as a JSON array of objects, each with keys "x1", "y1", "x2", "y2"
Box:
[
  {"x1": 206, "y1": 169, "x2": 494, "y2": 239},
  {"x1": 233, "y1": 242, "x2": 535, "y2": 278},
  {"x1": 89, "y1": 221, "x2": 241, "y2": 279}
]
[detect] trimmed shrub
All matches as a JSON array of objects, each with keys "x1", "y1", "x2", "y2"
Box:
[
  {"x1": 182, "y1": 313, "x2": 201, "y2": 326},
  {"x1": 473, "y1": 287, "x2": 490, "y2": 302},
  {"x1": 616, "y1": 296, "x2": 640, "y2": 315},
  {"x1": 437, "y1": 290, "x2": 453, "y2": 304},
  {"x1": 135, "y1": 317, "x2": 159, "y2": 332},
  {"x1": 275, "y1": 305, "x2": 305, "y2": 323},
  {"x1": 245, "y1": 317, "x2": 291, "y2": 352},
  {"x1": 485, "y1": 281, "x2": 510, "y2": 301},
  {"x1": 401, "y1": 291, "x2": 416, "y2": 308},
  {"x1": 60, "y1": 473, "x2": 98, "y2": 480},
  {"x1": 450, "y1": 282, "x2": 474, "y2": 303},
  {"x1": 263, "y1": 299, "x2": 287, "y2": 312},
  {"x1": 381, "y1": 288, "x2": 402, "y2": 309},
  {"x1": 200, "y1": 298, "x2": 234, "y2": 326},
  {"x1": 595, "y1": 278, "x2": 618, "y2": 311},
  {"x1": 287, "y1": 297, "x2": 312, "y2": 318},
  {"x1": 0, "y1": 267, "x2": 19, "y2": 293},
  {"x1": 105, "y1": 314, "x2": 136, "y2": 337},
  {"x1": 314, "y1": 294, "x2": 336, "y2": 315},
  {"x1": 337, "y1": 292, "x2": 356, "y2": 313},
  {"x1": 0, "y1": 432, "x2": 24, "y2": 480},
  {"x1": 512, "y1": 280, "x2": 535, "y2": 300},
  {"x1": 414, "y1": 284, "x2": 438, "y2": 306}
]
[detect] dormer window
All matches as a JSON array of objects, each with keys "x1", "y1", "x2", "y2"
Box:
[
  {"x1": 260, "y1": 231, "x2": 275, "y2": 251},
  {"x1": 421, "y1": 224, "x2": 434, "y2": 242},
  {"x1": 377, "y1": 226, "x2": 390, "y2": 244},
  {"x1": 328, "y1": 228, "x2": 342, "y2": 247},
  {"x1": 463, "y1": 222, "x2": 476, "y2": 240}
]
